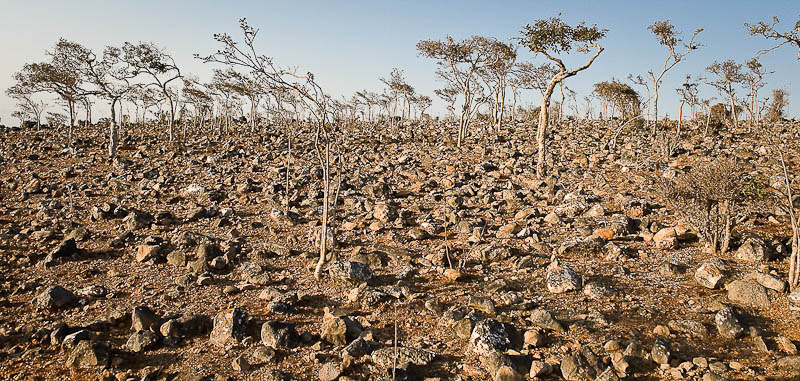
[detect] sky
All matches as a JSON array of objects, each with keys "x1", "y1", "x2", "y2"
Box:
[{"x1": 0, "y1": 0, "x2": 797, "y2": 124}]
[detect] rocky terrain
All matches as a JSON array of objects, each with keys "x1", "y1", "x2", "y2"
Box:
[{"x1": 2, "y1": 119, "x2": 800, "y2": 381}]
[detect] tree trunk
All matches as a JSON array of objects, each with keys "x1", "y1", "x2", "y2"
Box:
[
  {"x1": 496, "y1": 86, "x2": 506, "y2": 133},
  {"x1": 109, "y1": 99, "x2": 119, "y2": 158},
  {"x1": 652, "y1": 85, "x2": 660, "y2": 136},
  {"x1": 314, "y1": 134, "x2": 331, "y2": 279},
  {"x1": 728, "y1": 92, "x2": 738, "y2": 128},
  {"x1": 167, "y1": 96, "x2": 175, "y2": 143},
  {"x1": 537, "y1": 79, "x2": 559, "y2": 178},
  {"x1": 458, "y1": 91, "x2": 471, "y2": 148},
  {"x1": 68, "y1": 100, "x2": 75, "y2": 147}
]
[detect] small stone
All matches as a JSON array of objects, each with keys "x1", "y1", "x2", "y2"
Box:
[
  {"x1": 126, "y1": 330, "x2": 159, "y2": 352},
  {"x1": 68, "y1": 341, "x2": 110, "y2": 368},
  {"x1": 33, "y1": 286, "x2": 76, "y2": 309},
  {"x1": 470, "y1": 319, "x2": 511, "y2": 355},
  {"x1": 727, "y1": 279, "x2": 770, "y2": 308},
  {"x1": 735, "y1": 238, "x2": 771, "y2": 261},
  {"x1": 693, "y1": 357, "x2": 709, "y2": 368},
  {"x1": 778, "y1": 336, "x2": 799, "y2": 355},
  {"x1": 209, "y1": 308, "x2": 248, "y2": 346},
  {"x1": 530, "y1": 309, "x2": 564, "y2": 331},
  {"x1": 252, "y1": 346, "x2": 277, "y2": 363},
  {"x1": 494, "y1": 366, "x2": 524, "y2": 381},
  {"x1": 318, "y1": 362, "x2": 341, "y2": 381},
  {"x1": 545, "y1": 259, "x2": 582, "y2": 293},
  {"x1": 132, "y1": 306, "x2": 161, "y2": 332},
  {"x1": 444, "y1": 269, "x2": 464, "y2": 282},
  {"x1": 715, "y1": 307, "x2": 745, "y2": 339},
  {"x1": 524, "y1": 330, "x2": 545, "y2": 348},
  {"x1": 232, "y1": 356, "x2": 249, "y2": 372},
  {"x1": 651, "y1": 339, "x2": 671, "y2": 365},
  {"x1": 328, "y1": 261, "x2": 375, "y2": 285},
  {"x1": 529, "y1": 360, "x2": 552, "y2": 378},
  {"x1": 261, "y1": 321, "x2": 298, "y2": 348},
  {"x1": 135, "y1": 244, "x2": 160, "y2": 262},
  {"x1": 166, "y1": 251, "x2": 186, "y2": 266},
  {"x1": 695, "y1": 262, "x2": 724, "y2": 289}
]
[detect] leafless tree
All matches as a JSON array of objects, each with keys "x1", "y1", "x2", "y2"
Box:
[
  {"x1": 10, "y1": 38, "x2": 94, "y2": 146},
  {"x1": 434, "y1": 86, "x2": 459, "y2": 120},
  {"x1": 627, "y1": 74, "x2": 652, "y2": 121},
  {"x1": 120, "y1": 42, "x2": 182, "y2": 142},
  {"x1": 6, "y1": 84, "x2": 47, "y2": 130},
  {"x1": 742, "y1": 58, "x2": 771, "y2": 125},
  {"x1": 182, "y1": 78, "x2": 214, "y2": 137},
  {"x1": 380, "y1": 68, "x2": 413, "y2": 128},
  {"x1": 706, "y1": 60, "x2": 747, "y2": 129},
  {"x1": 766, "y1": 88, "x2": 790, "y2": 122},
  {"x1": 417, "y1": 36, "x2": 491, "y2": 147},
  {"x1": 646, "y1": 20, "x2": 702, "y2": 135},
  {"x1": 519, "y1": 16, "x2": 607, "y2": 177},
  {"x1": 198, "y1": 18, "x2": 345, "y2": 279},
  {"x1": 476, "y1": 38, "x2": 516, "y2": 133},
  {"x1": 779, "y1": 151, "x2": 800, "y2": 291},
  {"x1": 746, "y1": 16, "x2": 800, "y2": 60},
  {"x1": 80, "y1": 45, "x2": 139, "y2": 157}
]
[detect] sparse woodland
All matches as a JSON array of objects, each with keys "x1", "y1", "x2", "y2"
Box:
[{"x1": 3, "y1": 14, "x2": 800, "y2": 381}]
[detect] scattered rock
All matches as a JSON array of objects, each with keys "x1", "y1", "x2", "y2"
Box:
[
  {"x1": 545, "y1": 259, "x2": 582, "y2": 293},
  {"x1": 470, "y1": 319, "x2": 511, "y2": 355},
  {"x1": 328, "y1": 261, "x2": 375, "y2": 285},
  {"x1": 530, "y1": 308, "x2": 564, "y2": 331},
  {"x1": 695, "y1": 262, "x2": 725, "y2": 289},
  {"x1": 209, "y1": 307, "x2": 248, "y2": 345},
  {"x1": 33, "y1": 286, "x2": 76, "y2": 309},
  {"x1": 727, "y1": 279, "x2": 770, "y2": 308},
  {"x1": 715, "y1": 306, "x2": 745, "y2": 339}
]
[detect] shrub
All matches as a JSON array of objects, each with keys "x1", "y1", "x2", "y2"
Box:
[{"x1": 658, "y1": 157, "x2": 766, "y2": 255}]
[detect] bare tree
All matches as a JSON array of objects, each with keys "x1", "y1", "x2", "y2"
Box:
[
  {"x1": 476, "y1": 38, "x2": 516, "y2": 133},
  {"x1": 6, "y1": 84, "x2": 47, "y2": 130},
  {"x1": 779, "y1": 151, "x2": 800, "y2": 291},
  {"x1": 646, "y1": 20, "x2": 703, "y2": 135},
  {"x1": 182, "y1": 78, "x2": 214, "y2": 137},
  {"x1": 434, "y1": 86, "x2": 459, "y2": 120},
  {"x1": 10, "y1": 38, "x2": 94, "y2": 146},
  {"x1": 746, "y1": 16, "x2": 800, "y2": 59},
  {"x1": 380, "y1": 68, "x2": 411, "y2": 128},
  {"x1": 121, "y1": 42, "x2": 182, "y2": 142},
  {"x1": 198, "y1": 18, "x2": 344, "y2": 279},
  {"x1": 627, "y1": 74, "x2": 652, "y2": 121},
  {"x1": 519, "y1": 16, "x2": 607, "y2": 177},
  {"x1": 705, "y1": 60, "x2": 746, "y2": 129},
  {"x1": 417, "y1": 36, "x2": 491, "y2": 147},
  {"x1": 742, "y1": 58, "x2": 771, "y2": 125},
  {"x1": 81, "y1": 45, "x2": 138, "y2": 157}
]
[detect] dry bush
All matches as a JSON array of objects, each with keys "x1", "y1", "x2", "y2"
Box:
[{"x1": 658, "y1": 157, "x2": 769, "y2": 255}]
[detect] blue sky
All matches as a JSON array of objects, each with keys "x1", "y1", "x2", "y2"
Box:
[{"x1": 0, "y1": 0, "x2": 797, "y2": 123}]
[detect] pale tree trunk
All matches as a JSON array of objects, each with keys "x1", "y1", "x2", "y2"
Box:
[
  {"x1": 652, "y1": 85, "x2": 660, "y2": 136},
  {"x1": 728, "y1": 92, "x2": 738, "y2": 128},
  {"x1": 167, "y1": 96, "x2": 175, "y2": 143},
  {"x1": 559, "y1": 82, "x2": 565, "y2": 121},
  {"x1": 537, "y1": 79, "x2": 558, "y2": 178},
  {"x1": 314, "y1": 128, "x2": 332, "y2": 279},
  {"x1": 495, "y1": 86, "x2": 506, "y2": 133},
  {"x1": 458, "y1": 90, "x2": 471, "y2": 148},
  {"x1": 68, "y1": 100, "x2": 75, "y2": 147},
  {"x1": 109, "y1": 98, "x2": 119, "y2": 158}
]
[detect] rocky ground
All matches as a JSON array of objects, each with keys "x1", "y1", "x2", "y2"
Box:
[{"x1": 2, "y1": 119, "x2": 800, "y2": 381}]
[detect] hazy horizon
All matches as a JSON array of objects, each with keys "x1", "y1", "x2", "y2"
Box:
[{"x1": 0, "y1": 0, "x2": 797, "y2": 125}]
